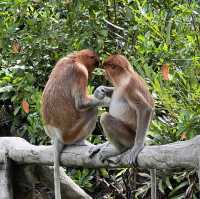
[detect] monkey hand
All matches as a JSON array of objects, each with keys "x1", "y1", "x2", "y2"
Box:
[
  {"x1": 93, "y1": 86, "x2": 107, "y2": 100},
  {"x1": 121, "y1": 144, "x2": 144, "y2": 166}
]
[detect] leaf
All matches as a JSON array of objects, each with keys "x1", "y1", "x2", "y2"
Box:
[
  {"x1": 14, "y1": 106, "x2": 20, "y2": 115},
  {"x1": 12, "y1": 40, "x2": 21, "y2": 54},
  {"x1": 158, "y1": 179, "x2": 165, "y2": 194},
  {"x1": 22, "y1": 100, "x2": 29, "y2": 113},
  {"x1": 138, "y1": 172, "x2": 151, "y2": 178},
  {"x1": 168, "y1": 181, "x2": 188, "y2": 197},
  {"x1": 161, "y1": 64, "x2": 169, "y2": 80},
  {"x1": 166, "y1": 176, "x2": 173, "y2": 190},
  {"x1": 180, "y1": 132, "x2": 187, "y2": 140},
  {"x1": 100, "y1": 168, "x2": 109, "y2": 177},
  {"x1": 0, "y1": 85, "x2": 13, "y2": 93}
]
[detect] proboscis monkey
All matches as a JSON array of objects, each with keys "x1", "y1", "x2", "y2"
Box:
[
  {"x1": 90, "y1": 54, "x2": 154, "y2": 165},
  {"x1": 41, "y1": 49, "x2": 106, "y2": 199},
  {"x1": 90, "y1": 54, "x2": 156, "y2": 198}
]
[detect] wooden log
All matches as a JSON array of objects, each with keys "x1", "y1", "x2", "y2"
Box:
[{"x1": 0, "y1": 136, "x2": 200, "y2": 170}]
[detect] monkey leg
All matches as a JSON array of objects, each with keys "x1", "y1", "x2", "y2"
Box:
[
  {"x1": 62, "y1": 108, "x2": 97, "y2": 144},
  {"x1": 90, "y1": 112, "x2": 135, "y2": 161},
  {"x1": 121, "y1": 110, "x2": 153, "y2": 165}
]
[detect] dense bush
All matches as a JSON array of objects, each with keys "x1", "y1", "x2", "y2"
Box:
[{"x1": 0, "y1": 0, "x2": 199, "y2": 198}]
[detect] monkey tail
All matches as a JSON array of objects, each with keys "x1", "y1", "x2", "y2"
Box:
[{"x1": 54, "y1": 137, "x2": 64, "y2": 199}]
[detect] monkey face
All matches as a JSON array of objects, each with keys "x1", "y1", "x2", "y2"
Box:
[
  {"x1": 78, "y1": 49, "x2": 100, "y2": 74},
  {"x1": 103, "y1": 54, "x2": 130, "y2": 85}
]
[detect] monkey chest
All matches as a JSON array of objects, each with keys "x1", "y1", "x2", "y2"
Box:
[{"x1": 109, "y1": 97, "x2": 131, "y2": 120}]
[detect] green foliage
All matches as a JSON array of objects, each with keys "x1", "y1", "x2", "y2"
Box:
[
  {"x1": 69, "y1": 168, "x2": 95, "y2": 191},
  {"x1": 0, "y1": 0, "x2": 200, "y2": 198}
]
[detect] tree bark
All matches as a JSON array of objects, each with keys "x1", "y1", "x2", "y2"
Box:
[
  {"x1": 0, "y1": 136, "x2": 200, "y2": 170},
  {"x1": 0, "y1": 149, "x2": 13, "y2": 199}
]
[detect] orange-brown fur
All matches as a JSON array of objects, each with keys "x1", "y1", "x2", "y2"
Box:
[
  {"x1": 41, "y1": 49, "x2": 99, "y2": 144},
  {"x1": 102, "y1": 55, "x2": 156, "y2": 195},
  {"x1": 41, "y1": 49, "x2": 100, "y2": 199},
  {"x1": 103, "y1": 54, "x2": 154, "y2": 109},
  {"x1": 90, "y1": 54, "x2": 154, "y2": 163}
]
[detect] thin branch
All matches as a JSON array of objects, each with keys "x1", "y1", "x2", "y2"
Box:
[{"x1": 103, "y1": 18, "x2": 125, "y2": 31}]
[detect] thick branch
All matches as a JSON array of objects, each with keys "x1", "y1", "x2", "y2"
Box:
[{"x1": 0, "y1": 136, "x2": 200, "y2": 170}]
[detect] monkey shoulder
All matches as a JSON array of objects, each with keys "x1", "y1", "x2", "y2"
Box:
[{"x1": 74, "y1": 62, "x2": 88, "y2": 79}]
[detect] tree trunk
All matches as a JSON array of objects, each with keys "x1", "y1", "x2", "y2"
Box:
[{"x1": 0, "y1": 149, "x2": 13, "y2": 199}]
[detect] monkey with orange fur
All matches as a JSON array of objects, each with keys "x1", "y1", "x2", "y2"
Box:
[
  {"x1": 41, "y1": 49, "x2": 107, "y2": 199},
  {"x1": 90, "y1": 54, "x2": 154, "y2": 165}
]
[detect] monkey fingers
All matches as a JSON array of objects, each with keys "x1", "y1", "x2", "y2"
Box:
[
  {"x1": 98, "y1": 144, "x2": 121, "y2": 163},
  {"x1": 94, "y1": 86, "x2": 114, "y2": 100},
  {"x1": 93, "y1": 86, "x2": 107, "y2": 100}
]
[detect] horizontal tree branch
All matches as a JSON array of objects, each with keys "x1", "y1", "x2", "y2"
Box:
[{"x1": 0, "y1": 136, "x2": 200, "y2": 170}]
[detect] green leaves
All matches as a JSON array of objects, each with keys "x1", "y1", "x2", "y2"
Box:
[{"x1": 0, "y1": 0, "x2": 200, "y2": 197}]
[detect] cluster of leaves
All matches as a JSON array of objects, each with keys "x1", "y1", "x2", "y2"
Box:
[{"x1": 0, "y1": 0, "x2": 200, "y2": 198}]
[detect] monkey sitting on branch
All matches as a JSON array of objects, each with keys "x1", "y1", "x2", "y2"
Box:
[
  {"x1": 41, "y1": 49, "x2": 108, "y2": 199},
  {"x1": 90, "y1": 54, "x2": 154, "y2": 165}
]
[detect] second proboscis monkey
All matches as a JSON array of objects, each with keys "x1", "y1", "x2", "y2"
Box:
[
  {"x1": 41, "y1": 49, "x2": 105, "y2": 199},
  {"x1": 90, "y1": 54, "x2": 154, "y2": 165}
]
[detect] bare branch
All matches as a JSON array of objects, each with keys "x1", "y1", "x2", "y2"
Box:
[
  {"x1": 103, "y1": 19, "x2": 125, "y2": 31},
  {"x1": 0, "y1": 136, "x2": 200, "y2": 170}
]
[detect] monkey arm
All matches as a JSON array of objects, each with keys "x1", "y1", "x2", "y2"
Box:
[
  {"x1": 72, "y1": 69, "x2": 104, "y2": 111},
  {"x1": 75, "y1": 94, "x2": 102, "y2": 111},
  {"x1": 73, "y1": 69, "x2": 113, "y2": 110},
  {"x1": 124, "y1": 91, "x2": 154, "y2": 164},
  {"x1": 126, "y1": 91, "x2": 154, "y2": 145}
]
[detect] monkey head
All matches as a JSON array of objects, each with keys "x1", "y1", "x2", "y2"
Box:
[
  {"x1": 103, "y1": 54, "x2": 132, "y2": 86},
  {"x1": 76, "y1": 49, "x2": 100, "y2": 75}
]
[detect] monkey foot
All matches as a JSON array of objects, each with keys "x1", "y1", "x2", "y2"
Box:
[
  {"x1": 89, "y1": 142, "x2": 120, "y2": 164},
  {"x1": 121, "y1": 144, "x2": 144, "y2": 166},
  {"x1": 98, "y1": 148, "x2": 115, "y2": 162}
]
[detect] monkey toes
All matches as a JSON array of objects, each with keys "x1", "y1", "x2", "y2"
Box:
[
  {"x1": 89, "y1": 142, "x2": 121, "y2": 164},
  {"x1": 121, "y1": 144, "x2": 144, "y2": 166}
]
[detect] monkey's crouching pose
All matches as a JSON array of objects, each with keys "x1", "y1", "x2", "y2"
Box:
[
  {"x1": 41, "y1": 49, "x2": 103, "y2": 199},
  {"x1": 90, "y1": 54, "x2": 154, "y2": 165}
]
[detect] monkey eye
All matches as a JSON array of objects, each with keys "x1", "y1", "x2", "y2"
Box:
[{"x1": 111, "y1": 64, "x2": 117, "y2": 69}]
